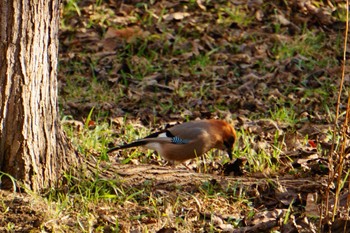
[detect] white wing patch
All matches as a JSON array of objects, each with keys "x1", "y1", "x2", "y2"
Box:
[{"x1": 157, "y1": 132, "x2": 168, "y2": 138}]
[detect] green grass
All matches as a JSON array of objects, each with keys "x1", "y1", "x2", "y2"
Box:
[
  {"x1": 62, "y1": 115, "x2": 112, "y2": 156},
  {"x1": 41, "y1": 166, "x2": 253, "y2": 232},
  {"x1": 62, "y1": 107, "x2": 294, "y2": 175},
  {"x1": 271, "y1": 30, "x2": 338, "y2": 69},
  {"x1": 270, "y1": 107, "x2": 297, "y2": 126},
  {"x1": 217, "y1": 4, "x2": 253, "y2": 27}
]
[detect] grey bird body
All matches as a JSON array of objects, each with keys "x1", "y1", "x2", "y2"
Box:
[{"x1": 108, "y1": 119, "x2": 236, "y2": 163}]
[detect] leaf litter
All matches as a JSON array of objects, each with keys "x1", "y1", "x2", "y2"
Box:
[{"x1": 2, "y1": 0, "x2": 350, "y2": 232}]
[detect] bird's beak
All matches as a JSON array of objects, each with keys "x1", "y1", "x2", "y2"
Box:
[{"x1": 227, "y1": 148, "x2": 233, "y2": 160}]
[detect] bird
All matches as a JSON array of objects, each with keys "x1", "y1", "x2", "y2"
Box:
[{"x1": 107, "y1": 119, "x2": 236, "y2": 164}]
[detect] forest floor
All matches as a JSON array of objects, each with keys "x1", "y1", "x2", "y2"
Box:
[{"x1": 1, "y1": 0, "x2": 350, "y2": 232}]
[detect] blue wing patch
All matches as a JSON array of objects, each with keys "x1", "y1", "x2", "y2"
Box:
[{"x1": 171, "y1": 136, "x2": 189, "y2": 144}]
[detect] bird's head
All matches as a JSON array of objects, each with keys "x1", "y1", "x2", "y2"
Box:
[{"x1": 212, "y1": 120, "x2": 237, "y2": 160}]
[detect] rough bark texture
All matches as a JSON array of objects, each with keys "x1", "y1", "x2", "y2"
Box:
[{"x1": 0, "y1": 0, "x2": 78, "y2": 192}]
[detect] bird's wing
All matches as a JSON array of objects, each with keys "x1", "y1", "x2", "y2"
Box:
[
  {"x1": 107, "y1": 129, "x2": 192, "y2": 153},
  {"x1": 146, "y1": 124, "x2": 211, "y2": 143},
  {"x1": 168, "y1": 124, "x2": 210, "y2": 142},
  {"x1": 142, "y1": 129, "x2": 192, "y2": 144},
  {"x1": 108, "y1": 121, "x2": 210, "y2": 153}
]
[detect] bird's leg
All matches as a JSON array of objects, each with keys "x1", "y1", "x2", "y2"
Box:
[
  {"x1": 166, "y1": 160, "x2": 192, "y2": 170},
  {"x1": 179, "y1": 161, "x2": 192, "y2": 170},
  {"x1": 162, "y1": 160, "x2": 173, "y2": 167}
]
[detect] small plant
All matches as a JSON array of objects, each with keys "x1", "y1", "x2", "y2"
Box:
[
  {"x1": 0, "y1": 201, "x2": 9, "y2": 215},
  {"x1": 234, "y1": 128, "x2": 284, "y2": 173},
  {"x1": 62, "y1": 110, "x2": 114, "y2": 156},
  {"x1": 0, "y1": 172, "x2": 17, "y2": 192},
  {"x1": 6, "y1": 222, "x2": 15, "y2": 231},
  {"x1": 270, "y1": 107, "x2": 297, "y2": 126},
  {"x1": 217, "y1": 4, "x2": 252, "y2": 27}
]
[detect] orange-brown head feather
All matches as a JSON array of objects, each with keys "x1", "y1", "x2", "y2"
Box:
[{"x1": 209, "y1": 119, "x2": 236, "y2": 159}]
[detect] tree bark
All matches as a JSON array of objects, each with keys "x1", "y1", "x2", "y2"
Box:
[{"x1": 0, "y1": 0, "x2": 78, "y2": 192}]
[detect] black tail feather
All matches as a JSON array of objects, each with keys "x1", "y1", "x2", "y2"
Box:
[{"x1": 107, "y1": 140, "x2": 147, "y2": 153}]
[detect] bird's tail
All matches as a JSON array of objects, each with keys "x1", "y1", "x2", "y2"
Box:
[{"x1": 107, "y1": 140, "x2": 148, "y2": 153}]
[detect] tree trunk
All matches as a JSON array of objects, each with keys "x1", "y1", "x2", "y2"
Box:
[{"x1": 0, "y1": 0, "x2": 78, "y2": 192}]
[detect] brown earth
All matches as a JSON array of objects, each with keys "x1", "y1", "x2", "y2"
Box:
[{"x1": 1, "y1": 0, "x2": 350, "y2": 232}]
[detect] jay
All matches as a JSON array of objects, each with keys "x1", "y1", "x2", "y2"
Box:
[{"x1": 108, "y1": 119, "x2": 236, "y2": 164}]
